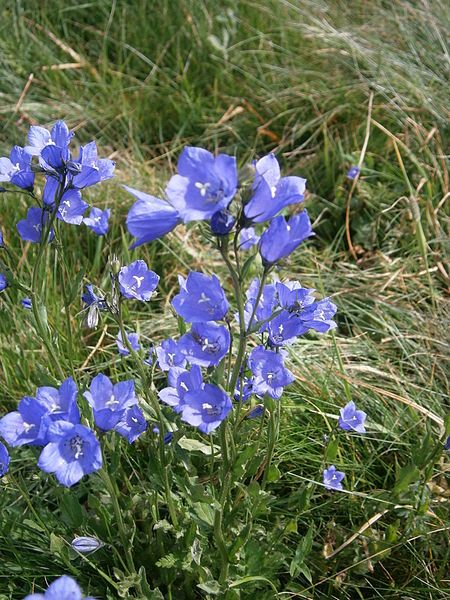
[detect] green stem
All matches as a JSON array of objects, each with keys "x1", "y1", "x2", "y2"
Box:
[{"x1": 261, "y1": 400, "x2": 280, "y2": 490}]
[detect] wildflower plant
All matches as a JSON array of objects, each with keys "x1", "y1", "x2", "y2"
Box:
[{"x1": 0, "y1": 125, "x2": 382, "y2": 596}]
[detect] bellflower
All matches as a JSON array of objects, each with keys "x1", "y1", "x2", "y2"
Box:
[
  {"x1": 158, "y1": 365, "x2": 204, "y2": 413},
  {"x1": 115, "y1": 405, "x2": 147, "y2": 443},
  {"x1": 81, "y1": 284, "x2": 107, "y2": 310},
  {"x1": 35, "y1": 377, "x2": 80, "y2": 425},
  {"x1": 125, "y1": 186, "x2": 181, "y2": 247},
  {"x1": 445, "y1": 436, "x2": 450, "y2": 451},
  {"x1": 21, "y1": 297, "x2": 32, "y2": 309},
  {"x1": 0, "y1": 230, "x2": 3, "y2": 246},
  {"x1": 166, "y1": 146, "x2": 238, "y2": 222},
  {"x1": 239, "y1": 227, "x2": 260, "y2": 250},
  {"x1": 323, "y1": 465, "x2": 345, "y2": 491},
  {"x1": 181, "y1": 384, "x2": 232, "y2": 434},
  {"x1": 71, "y1": 536, "x2": 104, "y2": 555},
  {"x1": 0, "y1": 146, "x2": 34, "y2": 190},
  {"x1": 0, "y1": 397, "x2": 49, "y2": 446},
  {"x1": 23, "y1": 574, "x2": 95, "y2": 600},
  {"x1": 38, "y1": 421, "x2": 102, "y2": 487},
  {"x1": 244, "y1": 154, "x2": 306, "y2": 223},
  {"x1": 347, "y1": 166, "x2": 360, "y2": 180},
  {"x1": 246, "y1": 405, "x2": 265, "y2": 419},
  {"x1": 153, "y1": 427, "x2": 174, "y2": 444},
  {"x1": 210, "y1": 209, "x2": 235, "y2": 235},
  {"x1": 276, "y1": 281, "x2": 316, "y2": 312},
  {"x1": 0, "y1": 273, "x2": 7, "y2": 292},
  {"x1": 178, "y1": 322, "x2": 231, "y2": 367},
  {"x1": 267, "y1": 312, "x2": 309, "y2": 346},
  {"x1": 57, "y1": 189, "x2": 89, "y2": 225},
  {"x1": 116, "y1": 331, "x2": 140, "y2": 356},
  {"x1": 118, "y1": 260, "x2": 159, "y2": 301},
  {"x1": 234, "y1": 376, "x2": 254, "y2": 402},
  {"x1": 155, "y1": 338, "x2": 187, "y2": 371},
  {"x1": 83, "y1": 207, "x2": 110, "y2": 235},
  {"x1": 84, "y1": 374, "x2": 137, "y2": 431},
  {"x1": 296, "y1": 298, "x2": 337, "y2": 333},
  {"x1": 259, "y1": 211, "x2": 313, "y2": 266},
  {"x1": 25, "y1": 120, "x2": 73, "y2": 165},
  {"x1": 248, "y1": 346, "x2": 294, "y2": 399},
  {"x1": 0, "y1": 441, "x2": 10, "y2": 476},
  {"x1": 71, "y1": 141, "x2": 115, "y2": 188},
  {"x1": 172, "y1": 272, "x2": 229, "y2": 322},
  {"x1": 242, "y1": 278, "x2": 278, "y2": 330},
  {"x1": 338, "y1": 401, "x2": 367, "y2": 433},
  {"x1": 17, "y1": 207, "x2": 55, "y2": 244}
]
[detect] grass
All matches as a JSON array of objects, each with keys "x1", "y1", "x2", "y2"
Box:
[{"x1": 0, "y1": 0, "x2": 449, "y2": 598}]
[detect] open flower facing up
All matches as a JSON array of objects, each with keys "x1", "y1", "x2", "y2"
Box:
[
  {"x1": 323, "y1": 465, "x2": 345, "y2": 491},
  {"x1": 259, "y1": 211, "x2": 313, "y2": 266},
  {"x1": 37, "y1": 421, "x2": 102, "y2": 487},
  {"x1": 35, "y1": 377, "x2": 80, "y2": 425},
  {"x1": 23, "y1": 574, "x2": 95, "y2": 600},
  {"x1": 338, "y1": 401, "x2": 367, "y2": 433},
  {"x1": 0, "y1": 145, "x2": 34, "y2": 190},
  {"x1": 83, "y1": 207, "x2": 110, "y2": 235},
  {"x1": 172, "y1": 272, "x2": 229, "y2": 323},
  {"x1": 244, "y1": 153, "x2": 306, "y2": 223},
  {"x1": 16, "y1": 207, "x2": 54, "y2": 244},
  {"x1": 178, "y1": 321, "x2": 231, "y2": 367},
  {"x1": 118, "y1": 260, "x2": 159, "y2": 301},
  {"x1": 115, "y1": 404, "x2": 147, "y2": 443},
  {"x1": 181, "y1": 384, "x2": 232, "y2": 434},
  {"x1": 84, "y1": 374, "x2": 137, "y2": 431},
  {"x1": 158, "y1": 365, "x2": 204, "y2": 413},
  {"x1": 116, "y1": 331, "x2": 140, "y2": 356},
  {"x1": 155, "y1": 338, "x2": 187, "y2": 371},
  {"x1": 248, "y1": 346, "x2": 294, "y2": 399},
  {"x1": 0, "y1": 397, "x2": 49, "y2": 447},
  {"x1": 0, "y1": 441, "x2": 10, "y2": 476}
]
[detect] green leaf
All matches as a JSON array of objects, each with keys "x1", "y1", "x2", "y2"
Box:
[
  {"x1": 290, "y1": 526, "x2": 314, "y2": 579},
  {"x1": 266, "y1": 465, "x2": 281, "y2": 482},
  {"x1": 325, "y1": 437, "x2": 339, "y2": 462},
  {"x1": 240, "y1": 253, "x2": 257, "y2": 281},
  {"x1": 197, "y1": 580, "x2": 221, "y2": 595},
  {"x1": 393, "y1": 463, "x2": 420, "y2": 494},
  {"x1": 156, "y1": 554, "x2": 176, "y2": 568},
  {"x1": 67, "y1": 268, "x2": 85, "y2": 305},
  {"x1": 178, "y1": 436, "x2": 220, "y2": 455},
  {"x1": 192, "y1": 502, "x2": 216, "y2": 526}
]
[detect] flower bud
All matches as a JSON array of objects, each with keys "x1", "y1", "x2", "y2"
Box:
[
  {"x1": 109, "y1": 254, "x2": 121, "y2": 275},
  {"x1": 71, "y1": 535, "x2": 104, "y2": 554},
  {"x1": 210, "y1": 210, "x2": 235, "y2": 236}
]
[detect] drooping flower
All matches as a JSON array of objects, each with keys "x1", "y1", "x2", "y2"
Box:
[
  {"x1": 323, "y1": 465, "x2": 345, "y2": 491},
  {"x1": 166, "y1": 146, "x2": 238, "y2": 222},
  {"x1": 0, "y1": 229, "x2": 3, "y2": 246},
  {"x1": 118, "y1": 260, "x2": 159, "y2": 301},
  {"x1": 244, "y1": 153, "x2": 306, "y2": 223},
  {"x1": 81, "y1": 284, "x2": 107, "y2": 310},
  {"x1": 84, "y1": 374, "x2": 137, "y2": 431},
  {"x1": 21, "y1": 297, "x2": 32, "y2": 309},
  {"x1": 248, "y1": 346, "x2": 294, "y2": 399},
  {"x1": 239, "y1": 227, "x2": 260, "y2": 250},
  {"x1": 158, "y1": 365, "x2": 203, "y2": 413},
  {"x1": 445, "y1": 436, "x2": 450, "y2": 451},
  {"x1": 181, "y1": 384, "x2": 232, "y2": 433},
  {"x1": 0, "y1": 441, "x2": 10, "y2": 476},
  {"x1": 83, "y1": 207, "x2": 110, "y2": 235},
  {"x1": 57, "y1": 189, "x2": 89, "y2": 225},
  {"x1": 0, "y1": 273, "x2": 7, "y2": 293},
  {"x1": 38, "y1": 421, "x2": 102, "y2": 487},
  {"x1": 347, "y1": 166, "x2": 360, "y2": 180},
  {"x1": 178, "y1": 322, "x2": 231, "y2": 367},
  {"x1": 338, "y1": 401, "x2": 366, "y2": 433},
  {"x1": 70, "y1": 141, "x2": 115, "y2": 188},
  {"x1": 23, "y1": 574, "x2": 95, "y2": 600},
  {"x1": 35, "y1": 377, "x2": 80, "y2": 425},
  {"x1": 172, "y1": 272, "x2": 229, "y2": 323},
  {"x1": 16, "y1": 207, "x2": 55, "y2": 244},
  {"x1": 155, "y1": 338, "x2": 187, "y2": 371},
  {"x1": 0, "y1": 397, "x2": 49, "y2": 446},
  {"x1": 71, "y1": 536, "x2": 104, "y2": 555},
  {"x1": 125, "y1": 186, "x2": 182, "y2": 248},
  {"x1": 210, "y1": 209, "x2": 235, "y2": 235},
  {"x1": 114, "y1": 404, "x2": 147, "y2": 443},
  {"x1": 259, "y1": 211, "x2": 313, "y2": 266},
  {"x1": 0, "y1": 146, "x2": 34, "y2": 190},
  {"x1": 116, "y1": 331, "x2": 140, "y2": 356}
]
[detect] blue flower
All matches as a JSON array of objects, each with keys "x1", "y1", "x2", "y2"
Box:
[
  {"x1": 234, "y1": 377, "x2": 254, "y2": 402},
  {"x1": 115, "y1": 405, "x2": 147, "y2": 443},
  {"x1": 242, "y1": 278, "x2": 278, "y2": 330},
  {"x1": 57, "y1": 189, "x2": 89, "y2": 225},
  {"x1": 0, "y1": 229, "x2": 3, "y2": 246},
  {"x1": 445, "y1": 436, "x2": 450, "y2": 451},
  {"x1": 178, "y1": 322, "x2": 231, "y2": 367},
  {"x1": 295, "y1": 298, "x2": 337, "y2": 333},
  {"x1": 38, "y1": 421, "x2": 102, "y2": 487},
  {"x1": 347, "y1": 166, "x2": 360, "y2": 180},
  {"x1": 21, "y1": 297, "x2": 32, "y2": 309},
  {"x1": 158, "y1": 365, "x2": 204, "y2": 413},
  {"x1": 25, "y1": 121, "x2": 73, "y2": 168},
  {"x1": 81, "y1": 284, "x2": 107, "y2": 310},
  {"x1": 125, "y1": 186, "x2": 181, "y2": 247},
  {"x1": 152, "y1": 426, "x2": 174, "y2": 445},
  {"x1": 166, "y1": 146, "x2": 238, "y2": 222},
  {"x1": 71, "y1": 536, "x2": 104, "y2": 555},
  {"x1": 239, "y1": 227, "x2": 260, "y2": 250},
  {"x1": 155, "y1": 338, "x2": 187, "y2": 371},
  {"x1": 181, "y1": 384, "x2": 232, "y2": 433},
  {"x1": 35, "y1": 377, "x2": 81, "y2": 425},
  {"x1": 0, "y1": 273, "x2": 7, "y2": 293},
  {"x1": 275, "y1": 281, "x2": 316, "y2": 312},
  {"x1": 244, "y1": 153, "x2": 306, "y2": 223},
  {"x1": 84, "y1": 374, "x2": 137, "y2": 431},
  {"x1": 267, "y1": 312, "x2": 308, "y2": 346},
  {"x1": 83, "y1": 207, "x2": 110, "y2": 235},
  {"x1": 23, "y1": 574, "x2": 95, "y2": 600},
  {"x1": 0, "y1": 397, "x2": 49, "y2": 447},
  {"x1": 71, "y1": 141, "x2": 115, "y2": 188},
  {"x1": 16, "y1": 207, "x2": 55, "y2": 244},
  {"x1": 116, "y1": 331, "x2": 141, "y2": 356},
  {"x1": 248, "y1": 346, "x2": 294, "y2": 399},
  {"x1": 246, "y1": 404, "x2": 265, "y2": 419},
  {"x1": 323, "y1": 465, "x2": 345, "y2": 491},
  {"x1": 118, "y1": 260, "x2": 159, "y2": 301},
  {"x1": 0, "y1": 441, "x2": 10, "y2": 477},
  {"x1": 338, "y1": 401, "x2": 366, "y2": 433},
  {"x1": 210, "y1": 209, "x2": 235, "y2": 235},
  {"x1": 0, "y1": 146, "x2": 34, "y2": 190},
  {"x1": 172, "y1": 272, "x2": 229, "y2": 323},
  {"x1": 259, "y1": 211, "x2": 313, "y2": 265}
]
